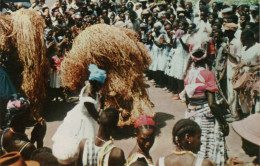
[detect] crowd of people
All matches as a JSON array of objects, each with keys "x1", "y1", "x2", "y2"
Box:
[{"x1": 0, "y1": 0, "x2": 259, "y2": 165}]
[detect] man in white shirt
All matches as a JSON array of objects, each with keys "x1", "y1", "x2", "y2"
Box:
[
  {"x1": 229, "y1": 29, "x2": 260, "y2": 115},
  {"x1": 224, "y1": 23, "x2": 242, "y2": 120}
]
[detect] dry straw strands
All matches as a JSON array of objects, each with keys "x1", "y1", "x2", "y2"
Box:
[
  {"x1": 62, "y1": 24, "x2": 154, "y2": 126},
  {"x1": 9, "y1": 9, "x2": 49, "y2": 117},
  {"x1": 0, "y1": 14, "x2": 12, "y2": 51}
]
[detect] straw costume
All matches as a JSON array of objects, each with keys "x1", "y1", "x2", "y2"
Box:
[
  {"x1": 62, "y1": 24, "x2": 154, "y2": 126},
  {"x1": 0, "y1": 9, "x2": 49, "y2": 119}
]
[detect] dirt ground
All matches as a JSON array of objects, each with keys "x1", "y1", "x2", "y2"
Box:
[{"x1": 32, "y1": 81, "x2": 254, "y2": 164}]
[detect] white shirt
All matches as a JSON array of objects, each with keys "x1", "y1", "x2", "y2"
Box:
[{"x1": 238, "y1": 43, "x2": 260, "y2": 72}]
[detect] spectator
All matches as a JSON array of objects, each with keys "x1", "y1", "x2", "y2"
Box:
[
  {"x1": 0, "y1": 94, "x2": 46, "y2": 160},
  {"x1": 127, "y1": 116, "x2": 155, "y2": 165}
]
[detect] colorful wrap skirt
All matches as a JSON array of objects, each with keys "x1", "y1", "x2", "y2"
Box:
[{"x1": 185, "y1": 104, "x2": 227, "y2": 166}]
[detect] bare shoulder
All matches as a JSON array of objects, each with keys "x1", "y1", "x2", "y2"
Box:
[
  {"x1": 164, "y1": 153, "x2": 195, "y2": 166},
  {"x1": 202, "y1": 158, "x2": 216, "y2": 166},
  {"x1": 20, "y1": 142, "x2": 37, "y2": 160},
  {"x1": 108, "y1": 147, "x2": 126, "y2": 166}
]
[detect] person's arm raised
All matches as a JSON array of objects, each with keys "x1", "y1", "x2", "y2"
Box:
[
  {"x1": 206, "y1": 91, "x2": 229, "y2": 136},
  {"x1": 179, "y1": 38, "x2": 189, "y2": 52},
  {"x1": 84, "y1": 102, "x2": 99, "y2": 121}
]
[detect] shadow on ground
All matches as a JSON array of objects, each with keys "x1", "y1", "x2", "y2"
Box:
[
  {"x1": 113, "y1": 125, "x2": 136, "y2": 140},
  {"x1": 41, "y1": 100, "x2": 77, "y2": 122},
  {"x1": 154, "y1": 112, "x2": 174, "y2": 136}
]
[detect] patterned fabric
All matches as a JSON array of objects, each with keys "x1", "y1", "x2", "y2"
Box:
[
  {"x1": 82, "y1": 139, "x2": 115, "y2": 166},
  {"x1": 183, "y1": 66, "x2": 218, "y2": 99},
  {"x1": 185, "y1": 105, "x2": 227, "y2": 166},
  {"x1": 83, "y1": 139, "x2": 101, "y2": 166},
  {"x1": 184, "y1": 66, "x2": 226, "y2": 165}
]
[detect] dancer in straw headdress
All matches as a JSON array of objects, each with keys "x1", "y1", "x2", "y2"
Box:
[
  {"x1": 0, "y1": 9, "x2": 49, "y2": 123},
  {"x1": 61, "y1": 24, "x2": 154, "y2": 126}
]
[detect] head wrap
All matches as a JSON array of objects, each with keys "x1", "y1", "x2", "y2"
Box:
[
  {"x1": 221, "y1": 7, "x2": 232, "y2": 14},
  {"x1": 74, "y1": 12, "x2": 83, "y2": 19},
  {"x1": 176, "y1": 7, "x2": 185, "y2": 12},
  {"x1": 126, "y1": 1, "x2": 134, "y2": 9},
  {"x1": 5, "y1": 95, "x2": 30, "y2": 127},
  {"x1": 140, "y1": 23, "x2": 148, "y2": 29},
  {"x1": 88, "y1": 64, "x2": 107, "y2": 83},
  {"x1": 190, "y1": 48, "x2": 207, "y2": 62},
  {"x1": 223, "y1": 23, "x2": 238, "y2": 31},
  {"x1": 44, "y1": 28, "x2": 53, "y2": 39},
  {"x1": 158, "y1": 11, "x2": 166, "y2": 19},
  {"x1": 153, "y1": 21, "x2": 162, "y2": 29},
  {"x1": 149, "y1": 3, "x2": 156, "y2": 9},
  {"x1": 187, "y1": 31, "x2": 209, "y2": 62},
  {"x1": 250, "y1": 5, "x2": 258, "y2": 11},
  {"x1": 134, "y1": 115, "x2": 155, "y2": 128}
]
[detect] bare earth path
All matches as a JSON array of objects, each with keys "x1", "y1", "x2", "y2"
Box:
[{"x1": 38, "y1": 81, "x2": 253, "y2": 163}]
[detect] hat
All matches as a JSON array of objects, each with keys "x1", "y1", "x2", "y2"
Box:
[
  {"x1": 126, "y1": 1, "x2": 134, "y2": 8},
  {"x1": 134, "y1": 115, "x2": 155, "y2": 128},
  {"x1": 74, "y1": 12, "x2": 82, "y2": 19},
  {"x1": 135, "y1": 2, "x2": 142, "y2": 6},
  {"x1": 250, "y1": 5, "x2": 258, "y2": 11},
  {"x1": 221, "y1": 7, "x2": 232, "y2": 14},
  {"x1": 0, "y1": 152, "x2": 40, "y2": 166},
  {"x1": 149, "y1": 3, "x2": 156, "y2": 8},
  {"x1": 184, "y1": 2, "x2": 192, "y2": 5},
  {"x1": 158, "y1": 1, "x2": 166, "y2": 6},
  {"x1": 216, "y1": 1, "x2": 223, "y2": 4},
  {"x1": 237, "y1": 3, "x2": 246, "y2": 8},
  {"x1": 232, "y1": 114, "x2": 260, "y2": 146},
  {"x1": 176, "y1": 7, "x2": 185, "y2": 12},
  {"x1": 88, "y1": 64, "x2": 107, "y2": 84},
  {"x1": 223, "y1": 23, "x2": 238, "y2": 31}
]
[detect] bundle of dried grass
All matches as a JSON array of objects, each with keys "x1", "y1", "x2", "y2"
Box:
[
  {"x1": 9, "y1": 9, "x2": 49, "y2": 118},
  {"x1": 0, "y1": 14, "x2": 13, "y2": 52},
  {"x1": 62, "y1": 24, "x2": 154, "y2": 126}
]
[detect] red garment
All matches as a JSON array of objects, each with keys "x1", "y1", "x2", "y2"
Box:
[
  {"x1": 52, "y1": 55, "x2": 64, "y2": 71},
  {"x1": 134, "y1": 115, "x2": 155, "y2": 128},
  {"x1": 207, "y1": 38, "x2": 216, "y2": 55},
  {"x1": 184, "y1": 69, "x2": 218, "y2": 97}
]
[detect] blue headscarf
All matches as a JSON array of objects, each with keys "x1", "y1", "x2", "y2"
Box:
[{"x1": 88, "y1": 64, "x2": 107, "y2": 84}]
